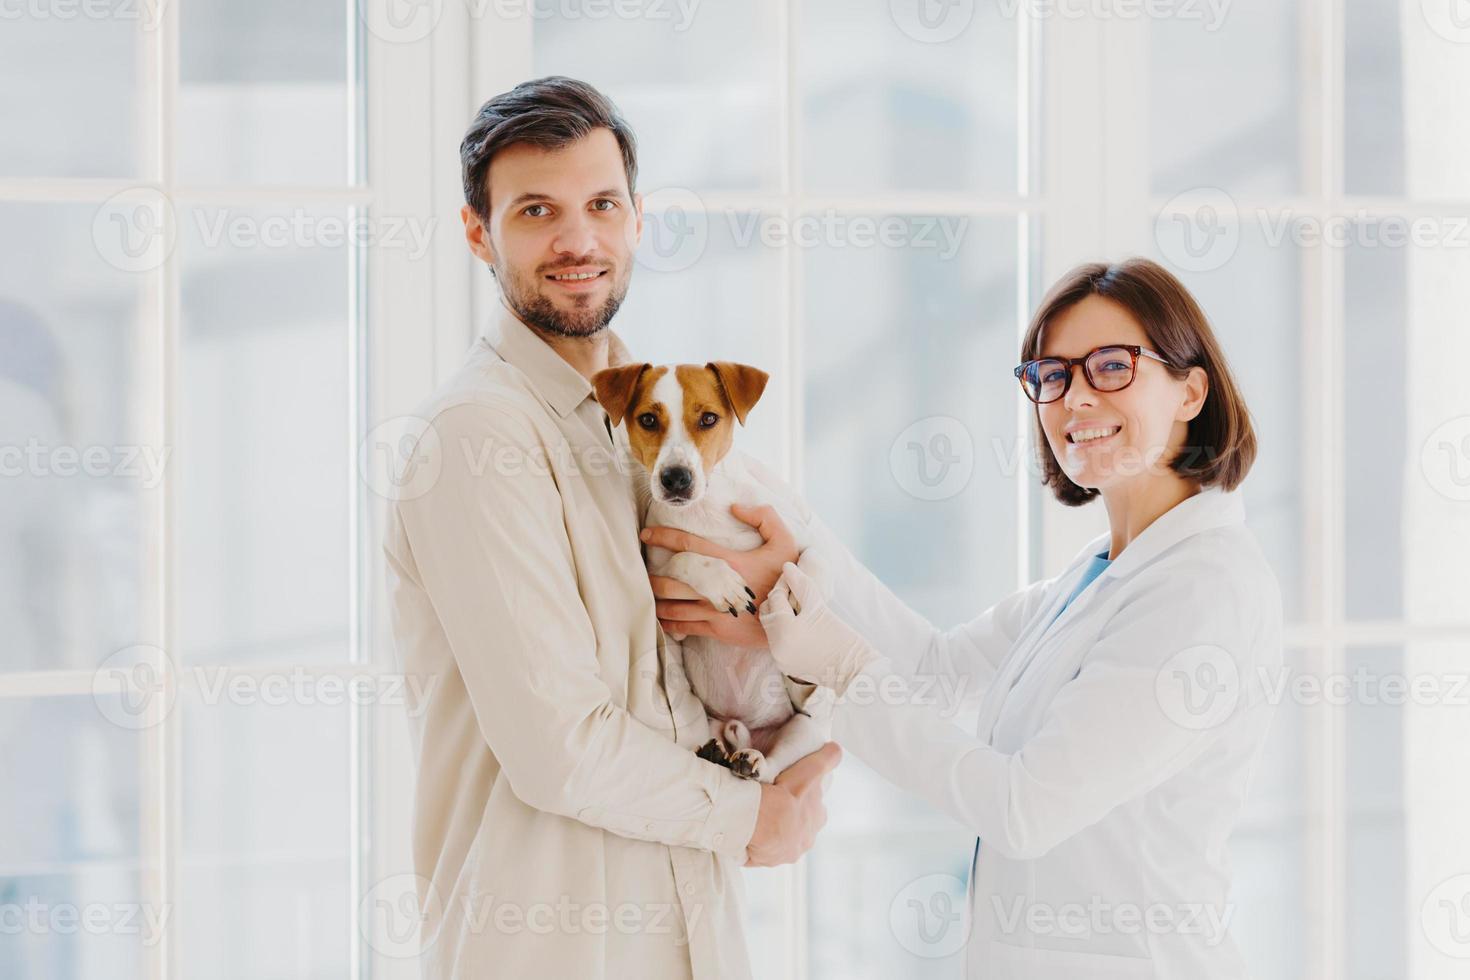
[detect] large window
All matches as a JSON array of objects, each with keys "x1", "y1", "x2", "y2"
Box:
[{"x1": 4, "y1": 2, "x2": 1468, "y2": 979}]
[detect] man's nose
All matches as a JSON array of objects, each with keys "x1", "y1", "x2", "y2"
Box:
[{"x1": 552, "y1": 211, "x2": 599, "y2": 256}]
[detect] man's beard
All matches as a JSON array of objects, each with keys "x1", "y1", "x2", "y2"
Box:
[{"x1": 495, "y1": 255, "x2": 631, "y2": 339}]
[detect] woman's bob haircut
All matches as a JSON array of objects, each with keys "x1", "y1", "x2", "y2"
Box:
[{"x1": 1020, "y1": 257, "x2": 1258, "y2": 507}]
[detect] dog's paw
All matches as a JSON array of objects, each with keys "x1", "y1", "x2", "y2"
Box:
[
  {"x1": 727, "y1": 748, "x2": 771, "y2": 782},
  {"x1": 686, "y1": 558, "x2": 757, "y2": 617},
  {"x1": 697, "y1": 738, "x2": 732, "y2": 767}
]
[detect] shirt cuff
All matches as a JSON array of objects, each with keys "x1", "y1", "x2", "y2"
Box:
[{"x1": 702, "y1": 771, "x2": 762, "y2": 862}]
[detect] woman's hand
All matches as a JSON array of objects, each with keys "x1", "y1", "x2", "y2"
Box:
[{"x1": 760, "y1": 563, "x2": 879, "y2": 694}]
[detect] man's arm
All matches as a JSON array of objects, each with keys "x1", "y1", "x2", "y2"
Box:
[{"x1": 395, "y1": 399, "x2": 763, "y2": 859}]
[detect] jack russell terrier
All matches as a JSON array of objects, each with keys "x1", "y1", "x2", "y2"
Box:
[{"x1": 592, "y1": 361, "x2": 829, "y2": 783}]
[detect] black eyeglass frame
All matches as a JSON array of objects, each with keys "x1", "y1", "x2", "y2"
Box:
[{"x1": 1013, "y1": 344, "x2": 1172, "y2": 404}]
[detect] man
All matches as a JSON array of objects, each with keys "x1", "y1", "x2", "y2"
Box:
[{"x1": 383, "y1": 76, "x2": 840, "y2": 979}]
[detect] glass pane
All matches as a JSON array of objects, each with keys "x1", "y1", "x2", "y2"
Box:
[
  {"x1": 180, "y1": 0, "x2": 352, "y2": 184},
  {"x1": 0, "y1": 695, "x2": 146, "y2": 980},
  {"x1": 1151, "y1": 220, "x2": 1306, "y2": 624},
  {"x1": 619, "y1": 203, "x2": 787, "y2": 466},
  {"x1": 1345, "y1": 0, "x2": 1470, "y2": 198},
  {"x1": 799, "y1": 0, "x2": 1017, "y2": 195},
  {"x1": 177, "y1": 206, "x2": 352, "y2": 664},
  {"x1": 1150, "y1": 0, "x2": 1300, "y2": 197},
  {"x1": 1344, "y1": 222, "x2": 1470, "y2": 625},
  {"x1": 1344, "y1": 646, "x2": 1408, "y2": 980},
  {"x1": 1231, "y1": 647, "x2": 1309, "y2": 980},
  {"x1": 803, "y1": 214, "x2": 1018, "y2": 626},
  {"x1": 532, "y1": 3, "x2": 783, "y2": 193},
  {"x1": 0, "y1": 203, "x2": 150, "y2": 673},
  {"x1": 0, "y1": 19, "x2": 139, "y2": 178},
  {"x1": 180, "y1": 690, "x2": 352, "y2": 979}
]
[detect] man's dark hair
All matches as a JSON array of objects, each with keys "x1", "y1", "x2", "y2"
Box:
[{"x1": 460, "y1": 76, "x2": 638, "y2": 221}]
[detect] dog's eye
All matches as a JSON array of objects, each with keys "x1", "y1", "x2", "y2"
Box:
[
  {"x1": 637, "y1": 412, "x2": 659, "y2": 430},
  {"x1": 698, "y1": 412, "x2": 719, "y2": 428}
]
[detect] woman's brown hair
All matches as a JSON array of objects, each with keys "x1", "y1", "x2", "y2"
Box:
[{"x1": 1020, "y1": 258, "x2": 1258, "y2": 507}]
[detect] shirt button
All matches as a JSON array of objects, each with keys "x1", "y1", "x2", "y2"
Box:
[
  {"x1": 712, "y1": 833, "x2": 725, "y2": 847},
  {"x1": 684, "y1": 882, "x2": 697, "y2": 895},
  {"x1": 644, "y1": 822, "x2": 654, "y2": 832}
]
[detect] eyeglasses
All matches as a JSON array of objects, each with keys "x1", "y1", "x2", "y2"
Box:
[{"x1": 1013, "y1": 344, "x2": 1171, "y2": 404}]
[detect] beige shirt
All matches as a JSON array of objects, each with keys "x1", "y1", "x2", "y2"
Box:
[{"x1": 384, "y1": 304, "x2": 764, "y2": 980}]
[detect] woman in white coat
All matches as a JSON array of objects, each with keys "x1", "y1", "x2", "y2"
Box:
[{"x1": 647, "y1": 257, "x2": 1284, "y2": 979}]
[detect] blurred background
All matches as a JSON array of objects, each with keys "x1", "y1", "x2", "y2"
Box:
[{"x1": 2, "y1": 0, "x2": 1469, "y2": 977}]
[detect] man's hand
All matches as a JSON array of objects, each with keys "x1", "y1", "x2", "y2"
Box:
[
  {"x1": 643, "y1": 504, "x2": 798, "y2": 643},
  {"x1": 641, "y1": 503, "x2": 798, "y2": 605},
  {"x1": 744, "y1": 742, "x2": 842, "y2": 867}
]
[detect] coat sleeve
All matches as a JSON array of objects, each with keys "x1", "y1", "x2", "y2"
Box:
[
  {"x1": 392, "y1": 400, "x2": 760, "y2": 861},
  {"x1": 739, "y1": 453, "x2": 1054, "y2": 715},
  {"x1": 831, "y1": 558, "x2": 1278, "y2": 859}
]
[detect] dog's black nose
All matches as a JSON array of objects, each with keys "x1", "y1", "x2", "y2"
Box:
[{"x1": 660, "y1": 466, "x2": 693, "y2": 494}]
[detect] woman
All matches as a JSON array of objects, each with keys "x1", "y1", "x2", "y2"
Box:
[{"x1": 646, "y1": 257, "x2": 1283, "y2": 979}]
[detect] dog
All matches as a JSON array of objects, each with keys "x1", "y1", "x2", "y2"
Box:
[{"x1": 591, "y1": 360, "x2": 829, "y2": 783}]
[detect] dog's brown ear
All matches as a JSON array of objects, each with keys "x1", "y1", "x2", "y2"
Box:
[
  {"x1": 591, "y1": 363, "x2": 651, "y2": 423},
  {"x1": 707, "y1": 362, "x2": 769, "y2": 426}
]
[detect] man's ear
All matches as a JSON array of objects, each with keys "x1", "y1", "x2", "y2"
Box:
[
  {"x1": 707, "y1": 362, "x2": 769, "y2": 426},
  {"x1": 591, "y1": 363, "x2": 651, "y2": 423}
]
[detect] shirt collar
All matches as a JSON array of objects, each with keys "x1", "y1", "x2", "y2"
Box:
[
  {"x1": 483, "y1": 300, "x2": 635, "y2": 419},
  {"x1": 1071, "y1": 485, "x2": 1247, "y2": 582}
]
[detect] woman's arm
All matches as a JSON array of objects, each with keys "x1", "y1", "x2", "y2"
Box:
[{"x1": 762, "y1": 556, "x2": 1279, "y2": 860}]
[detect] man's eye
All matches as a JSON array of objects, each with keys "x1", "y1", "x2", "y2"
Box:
[
  {"x1": 523, "y1": 204, "x2": 550, "y2": 217},
  {"x1": 591, "y1": 199, "x2": 617, "y2": 212},
  {"x1": 698, "y1": 412, "x2": 719, "y2": 428},
  {"x1": 637, "y1": 413, "x2": 659, "y2": 430}
]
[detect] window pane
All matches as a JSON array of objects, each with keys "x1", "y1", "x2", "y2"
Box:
[
  {"x1": 1344, "y1": 223, "x2": 1470, "y2": 625},
  {"x1": 803, "y1": 214, "x2": 1018, "y2": 625},
  {"x1": 1231, "y1": 647, "x2": 1309, "y2": 980},
  {"x1": 0, "y1": 695, "x2": 146, "y2": 980},
  {"x1": 180, "y1": 690, "x2": 353, "y2": 979},
  {"x1": 618, "y1": 203, "x2": 787, "y2": 465},
  {"x1": 532, "y1": 4, "x2": 783, "y2": 193},
  {"x1": 0, "y1": 19, "x2": 139, "y2": 178},
  {"x1": 1345, "y1": 0, "x2": 1470, "y2": 198},
  {"x1": 1150, "y1": 0, "x2": 1300, "y2": 197},
  {"x1": 177, "y1": 206, "x2": 352, "y2": 664},
  {"x1": 1151, "y1": 223, "x2": 1307, "y2": 624},
  {"x1": 0, "y1": 203, "x2": 151, "y2": 673},
  {"x1": 799, "y1": 0, "x2": 1017, "y2": 195},
  {"x1": 180, "y1": 0, "x2": 353, "y2": 184}
]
